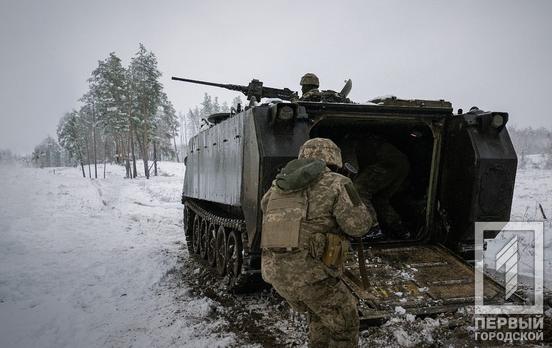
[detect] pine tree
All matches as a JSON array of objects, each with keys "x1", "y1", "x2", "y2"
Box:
[
  {"x1": 33, "y1": 136, "x2": 62, "y2": 168},
  {"x1": 0, "y1": 149, "x2": 14, "y2": 163},
  {"x1": 188, "y1": 107, "x2": 201, "y2": 134},
  {"x1": 129, "y1": 44, "x2": 162, "y2": 179},
  {"x1": 179, "y1": 111, "x2": 188, "y2": 157},
  {"x1": 88, "y1": 52, "x2": 130, "y2": 177},
  {"x1": 57, "y1": 110, "x2": 87, "y2": 177},
  {"x1": 232, "y1": 96, "x2": 243, "y2": 111},
  {"x1": 151, "y1": 92, "x2": 179, "y2": 173},
  {"x1": 159, "y1": 93, "x2": 179, "y2": 162},
  {"x1": 79, "y1": 93, "x2": 100, "y2": 178},
  {"x1": 212, "y1": 97, "x2": 221, "y2": 113}
]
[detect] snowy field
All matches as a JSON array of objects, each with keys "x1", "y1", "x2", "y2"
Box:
[
  {"x1": 488, "y1": 157, "x2": 552, "y2": 291},
  {"x1": 0, "y1": 162, "x2": 236, "y2": 348},
  {"x1": 0, "y1": 156, "x2": 551, "y2": 347}
]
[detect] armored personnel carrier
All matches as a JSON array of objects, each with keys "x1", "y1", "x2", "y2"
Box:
[{"x1": 175, "y1": 76, "x2": 517, "y2": 324}]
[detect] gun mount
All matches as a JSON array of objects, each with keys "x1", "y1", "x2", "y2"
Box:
[{"x1": 171, "y1": 76, "x2": 298, "y2": 102}]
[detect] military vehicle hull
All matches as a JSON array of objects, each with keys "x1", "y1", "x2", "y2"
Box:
[{"x1": 182, "y1": 100, "x2": 517, "y2": 321}]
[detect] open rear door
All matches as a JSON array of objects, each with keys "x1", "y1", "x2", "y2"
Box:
[
  {"x1": 343, "y1": 243, "x2": 507, "y2": 325},
  {"x1": 438, "y1": 110, "x2": 517, "y2": 256}
]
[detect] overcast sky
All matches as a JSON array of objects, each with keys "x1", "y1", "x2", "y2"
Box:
[{"x1": 1, "y1": 0, "x2": 551, "y2": 154}]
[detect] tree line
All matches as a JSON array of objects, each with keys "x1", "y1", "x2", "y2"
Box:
[
  {"x1": 49, "y1": 44, "x2": 178, "y2": 179},
  {"x1": 31, "y1": 41, "x2": 245, "y2": 178},
  {"x1": 31, "y1": 90, "x2": 244, "y2": 176},
  {"x1": 178, "y1": 93, "x2": 243, "y2": 153},
  {"x1": 508, "y1": 125, "x2": 552, "y2": 169},
  {"x1": 31, "y1": 136, "x2": 70, "y2": 168},
  {"x1": 0, "y1": 148, "x2": 26, "y2": 164}
]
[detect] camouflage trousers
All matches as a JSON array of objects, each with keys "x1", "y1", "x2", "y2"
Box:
[
  {"x1": 354, "y1": 158, "x2": 409, "y2": 230},
  {"x1": 272, "y1": 276, "x2": 359, "y2": 348}
]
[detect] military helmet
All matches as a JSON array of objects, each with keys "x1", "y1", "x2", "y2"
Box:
[
  {"x1": 300, "y1": 73, "x2": 320, "y2": 87},
  {"x1": 298, "y1": 138, "x2": 342, "y2": 168}
]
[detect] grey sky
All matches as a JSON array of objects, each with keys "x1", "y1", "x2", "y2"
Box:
[{"x1": 1, "y1": 0, "x2": 551, "y2": 154}]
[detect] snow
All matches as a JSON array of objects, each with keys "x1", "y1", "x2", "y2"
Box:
[
  {"x1": 394, "y1": 306, "x2": 406, "y2": 315},
  {"x1": 366, "y1": 95, "x2": 397, "y2": 104},
  {"x1": 0, "y1": 162, "x2": 237, "y2": 348},
  {"x1": 0, "y1": 154, "x2": 551, "y2": 347},
  {"x1": 260, "y1": 98, "x2": 285, "y2": 105},
  {"x1": 484, "y1": 154, "x2": 552, "y2": 290},
  {"x1": 392, "y1": 328, "x2": 414, "y2": 347},
  {"x1": 368, "y1": 315, "x2": 448, "y2": 347}
]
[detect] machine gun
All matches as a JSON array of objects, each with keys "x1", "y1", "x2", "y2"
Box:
[{"x1": 171, "y1": 76, "x2": 299, "y2": 102}]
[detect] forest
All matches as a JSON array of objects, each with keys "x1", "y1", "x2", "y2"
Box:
[
  {"x1": 32, "y1": 44, "x2": 178, "y2": 179},
  {"x1": 29, "y1": 44, "x2": 244, "y2": 178}
]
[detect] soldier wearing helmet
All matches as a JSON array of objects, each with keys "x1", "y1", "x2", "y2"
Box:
[
  {"x1": 261, "y1": 138, "x2": 374, "y2": 347},
  {"x1": 299, "y1": 73, "x2": 322, "y2": 101},
  {"x1": 340, "y1": 133, "x2": 411, "y2": 240},
  {"x1": 298, "y1": 73, "x2": 352, "y2": 103}
]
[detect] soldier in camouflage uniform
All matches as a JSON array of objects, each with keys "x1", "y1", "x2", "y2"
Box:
[
  {"x1": 261, "y1": 138, "x2": 374, "y2": 348},
  {"x1": 342, "y1": 134, "x2": 410, "y2": 239},
  {"x1": 298, "y1": 73, "x2": 352, "y2": 103},
  {"x1": 299, "y1": 73, "x2": 322, "y2": 101}
]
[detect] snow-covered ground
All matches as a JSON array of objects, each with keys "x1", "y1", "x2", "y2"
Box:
[
  {"x1": 487, "y1": 156, "x2": 552, "y2": 290},
  {"x1": 0, "y1": 162, "x2": 237, "y2": 348},
  {"x1": 0, "y1": 156, "x2": 551, "y2": 347}
]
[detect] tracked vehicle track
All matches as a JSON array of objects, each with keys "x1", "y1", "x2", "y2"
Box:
[
  {"x1": 183, "y1": 199, "x2": 260, "y2": 291},
  {"x1": 185, "y1": 199, "x2": 245, "y2": 232}
]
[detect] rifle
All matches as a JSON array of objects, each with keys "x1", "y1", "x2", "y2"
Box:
[
  {"x1": 171, "y1": 76, "x2": 299, "y2": 102},
  {"x1": 341, "y1": 162, "x2": 370, "y2": 291}
]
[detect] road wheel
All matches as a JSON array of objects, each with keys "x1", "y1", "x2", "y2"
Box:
[
  {"x1": 226, "y1": 230, "x2": 242, "y2": 287},
  {"x1": 215, "y1": 226, "x2": 227, "y2": 276},
  {"x1": 207, "y1": 223, "x2": 217, "y2": 267},
  {"x1": 199, "y1": 219, "x2": 209, "y2": 259},
  {"x1": 192, "y1": 215, "x2": 201, "y2": 255},
  {"x1": 184, "y1": 208, "x2": 194, "y2": 254}
]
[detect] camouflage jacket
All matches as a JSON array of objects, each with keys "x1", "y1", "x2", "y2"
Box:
[
  {"x1": 297, "y1": 88, "x2": 352, "y2": 103},
  {"x1": 298, "y1": 88, "x2": 322, "y2": 101},
  {"x1": 261, "y1": 167, "x2": 373, "y2": 287}
]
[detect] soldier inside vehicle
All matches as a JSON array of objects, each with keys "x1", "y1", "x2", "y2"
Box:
[{"x1": 311, "y1": 122, "x2": 433, "y2": 242}]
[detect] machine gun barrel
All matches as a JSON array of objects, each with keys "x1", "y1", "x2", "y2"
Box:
[
  {"x1": 171, "y1": 76, "x2": 298, "y2": 101},
  {"x1": 171, "y1": 76, "x2": 246, "y2": 94}
]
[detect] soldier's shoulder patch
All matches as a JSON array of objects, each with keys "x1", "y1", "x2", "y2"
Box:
[{"x1": 344, "y1": 182, "x2": 362, "y2": 206}]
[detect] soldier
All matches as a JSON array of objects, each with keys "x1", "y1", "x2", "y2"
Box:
[
  {"x1": 299, "y1": 73, "x2": 322, "y2": 101},
  {"x1": 261, "y1": 138, "x2": 374, "y2": 348},
  {"x1": 298, "y1": 73, "x2": 352, "y2": 103},
  {"x1": 346, "y1": 134, "x2": 410, "y2": 239}
]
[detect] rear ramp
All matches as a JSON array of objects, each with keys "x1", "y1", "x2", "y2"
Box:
[{"x1": 342, "y1": 244, "x2": 508, "y2": 325}]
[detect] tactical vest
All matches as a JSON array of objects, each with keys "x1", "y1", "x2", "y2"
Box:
[
  {"x1": 261, "y1": 188, "x2": 306, "y2": 250},
  {"x1": 261, "y1": 186, "x2": 349, "y2": 269},
  {"x1": 261, "y1": 159, "x2": 350, "y2": 269}
]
